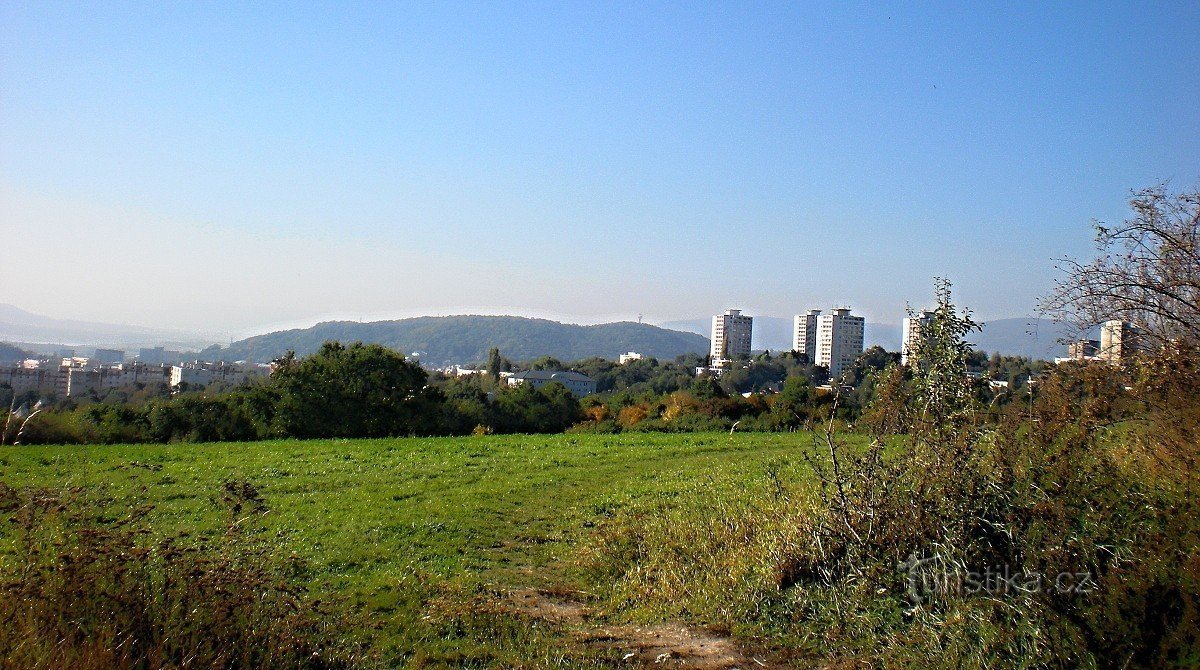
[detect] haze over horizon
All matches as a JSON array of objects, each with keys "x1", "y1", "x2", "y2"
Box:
[{"x1": 3, "y1": 3, "x2": 1198, "y2": 334}]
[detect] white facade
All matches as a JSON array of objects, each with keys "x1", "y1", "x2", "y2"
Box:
[
  {"x1": 618, "y1": 352, "x2": 644, "y2": 364},
  {"x1": 4, "y1": 360, "x2": 174, "y2": 398},
  {"x1": 792, "y1": 309, "x2": 821, "y2": 361},
  {"x1": 66, "y1": 363, "x2": 169, "y2": 397},
  {"x1": 710, "y1": 309, "x2": 753, "y2": 363},
  {"x1": 1099, "y1": 320, "x2": 1140, "y2": 364},
  {"x1": 901, "y1": 310, "x2": 935, "y2": 366},
  {"x1": 1, "y1": 365, "x2": 67, "y2": 397},
  {"x1": 443, "y1": 365, "x2": 483, "y2": 377},
  {"x1": 815, "y1": 308, "x2": 865, "y2": 378},
  {"x1": 170, "y1": 362, "x2": 270, "y2": 389}
]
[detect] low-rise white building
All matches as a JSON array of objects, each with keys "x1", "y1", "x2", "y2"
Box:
[{"x1": 618, "y1": 352, "x2": 644, "y2": 364}]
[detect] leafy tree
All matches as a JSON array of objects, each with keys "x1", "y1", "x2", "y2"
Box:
[
  {"x1": 690, "y1": 376, "x2": 725, "y2": 400},
  {"x1": 271, "y1": 341, "x2": 439, "y2": 438},
  {"x1": 909, "y1": 277, "x2": 983, "y2": 441},
  {"x1": 440, "y1": 382, "x2": 492, "y2": 434},
  {"x1": 527, "y1": 356, "x2": 565, "y2": 371},
  {"x1": 487, "y1": 347, "x2": 502, "y2": 382},
  {"x1": 758, "y1": 375, "x2": 828, "y2": 431},
  {"x1": 718, "y1": 359, "x2": 787, "y2": 395},
  {"x1": 1043, "y1": 183, "x2": 1200, "y2": 349},
  {"x1": 79, "y1": 404, "x2": 150, "y2": 444},
  {"x1": 844, "y1": 345, "x2": 899, "y2": 386},
  {"x1": 146, "y1": 394, "x2": 261, "y2": 443},
  {"x1": 491, "y1": 382, "x2": 581, "y2": 433}
]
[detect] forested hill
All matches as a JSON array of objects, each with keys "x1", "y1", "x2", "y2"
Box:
[
  {"x1": 198, "y1": 316, "x2": 710, "y2": 365},
  {"x1": 0, "y1": 342, "x2": 33, "y2": 362}
]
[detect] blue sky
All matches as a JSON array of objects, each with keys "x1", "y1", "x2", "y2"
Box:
[{"x1": 2, "y1": 2, "x2": 1197, "y2": 336}]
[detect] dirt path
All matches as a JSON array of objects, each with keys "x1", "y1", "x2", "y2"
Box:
[{"x1": 502, "y1": 587, "x2": 788, "y2": 669}]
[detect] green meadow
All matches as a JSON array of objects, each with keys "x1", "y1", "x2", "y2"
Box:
[{"x1": 0, "y1": 432, "x2": 834, "y2": 667}]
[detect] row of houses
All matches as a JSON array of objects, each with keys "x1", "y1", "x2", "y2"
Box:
[{"x1": 0, "y1": 358, "x2": 270, "y2": 398}]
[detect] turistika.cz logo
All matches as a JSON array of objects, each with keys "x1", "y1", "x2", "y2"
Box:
[{"x1": 899, "y1": 552, "x2": 1097, "y2": 606}]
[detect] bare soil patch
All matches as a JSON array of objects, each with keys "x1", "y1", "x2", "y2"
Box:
[{"x1": 501, "y1": 587, "x2": 790, "y2": 669}]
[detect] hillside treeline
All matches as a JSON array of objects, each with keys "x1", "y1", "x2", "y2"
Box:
[{"x1": 194, "y1": 315, "x2": 709, "y2": 364}]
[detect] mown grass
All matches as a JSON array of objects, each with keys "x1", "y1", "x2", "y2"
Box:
[{"x1": 0, "y1": 431, "x2": 840, "y2": 667}]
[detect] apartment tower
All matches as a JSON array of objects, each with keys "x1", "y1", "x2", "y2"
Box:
[
  {"x1": 1098, "y1": 320, "x2": 1140, "y2": 364},
  {"x1": 901, "y1": 310, "x2": 935, "y2": 366},
  {"x1": 815, "y1": 308, "x2": 865, "y2": 378},
  {"x1": 710, "y1": 309, "x2": 753, "y2": 363},
  {"x1": 792, "y1": 309, "x2": 821, "y2": 362}
]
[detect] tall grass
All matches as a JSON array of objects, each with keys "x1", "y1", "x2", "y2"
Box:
[{"x1": 0, "y1": 481, "x2": 366, "y2": 670}]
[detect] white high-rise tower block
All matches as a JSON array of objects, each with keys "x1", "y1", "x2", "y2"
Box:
[
  {"x1": 901, "y1": 310, "x2": 935, "y2": 366},
  {"x1": 792, "y1": 309, "x2": 821, "y2": 362},
  {"x1": 815, "y1": 308, "x2": 865, "y2": 378},
  {"x1": 710, "y1": 309, "x2": 753, "y2": 363}
]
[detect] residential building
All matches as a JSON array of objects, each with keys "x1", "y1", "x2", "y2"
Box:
[
  {"x1": 1, "y1": 365, "x2": 67, "y2": 397},
  {"x1": 58, "y1": 363, "x2": 169, "y2": 397},
  {"x1": 92, "y1": 348, "x2": 126, "y2": 364},
  {"x1": 118, "y1": 362, "x2": 170, "y2": 387},
  {"x1": 710, "y1": 309, "x2": 753, "y2": 364},
  {"x1": 791, "y1": 309, "x2": 821, "y2": 362},
  {"x1": 815, "y1": 308, "x2": 865, "y2": 378},
  {"x1": 138, "y1": 347, "x2": 186, "y2": 365},
  {"x1": 901, "y1": 310, "x2": 936, "y2": 366},
  {"x1": 618, "y1": 352, "x2": 644, "y2": 364},
  {"x1": 506, "y1": 370, "x2": 597, "y2": 397},
  {"x1": 169, "y1": 361, "x2": 270, "y2": 389},
  {"x1": 1098, "y1": 320, "x2": 1141, "y2": 364},
  {"x1": 68, "y1": 363, "x2": 171, "y2": 397}
]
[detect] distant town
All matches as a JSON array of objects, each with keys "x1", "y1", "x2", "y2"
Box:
[{"x1": 0, "y1": 305, "x2": 1139, "y2": 401}]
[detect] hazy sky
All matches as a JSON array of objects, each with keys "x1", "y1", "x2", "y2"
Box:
[{"x1": 2, "y1": 2, "x2": 1198, "y2": 337}]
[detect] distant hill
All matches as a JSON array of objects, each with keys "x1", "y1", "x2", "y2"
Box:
[
  {"x1": 973, "y1": 318, "x2": 1070, "y2": 360},
  {"x1": 0, "y1": 304, "x2": 214, "y2": 350},
  {"x1": 660, "y1": 315, "x2": 1070, "y2": 360},
  {"x1": 0, "y1": 342, "x2": 33, "y2": 363},
  {"x1": 199, "y1": 316, "x2": 711, "y2": 365}
]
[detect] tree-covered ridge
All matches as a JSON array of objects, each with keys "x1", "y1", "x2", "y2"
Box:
[
  {"x1": 0, "y1": 342, "x2": 32, "y2": 362},
  {"x1": 199, "y1": 315, "x2": 709, "y2": 364}
]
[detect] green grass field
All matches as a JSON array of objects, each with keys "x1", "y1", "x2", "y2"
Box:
[{"x1": 0, "y1": 431, "x2": 838, "y2": 667}]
